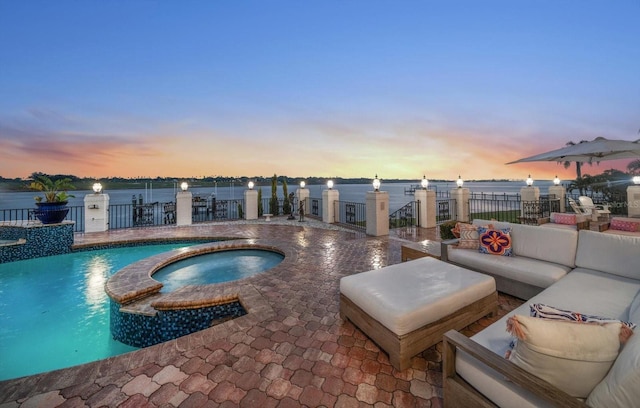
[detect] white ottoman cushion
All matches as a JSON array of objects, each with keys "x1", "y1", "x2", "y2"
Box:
[{"x1": 339, "y1": 257, "x2": 496, "y2": 336}]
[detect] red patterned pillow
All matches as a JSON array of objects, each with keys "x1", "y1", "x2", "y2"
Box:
[
  {"x1": 478, "y1": 227, "x2": 513, "y2": 256},
  {"x1": 457, "y1": 223, "x2": 480, "y2": 249},
  {"x1": 610, "y1": 219, "x2": 640, "y2": 232},
  {"x1": 553, "y1": 213, "x2": 577, "y2": 225}
]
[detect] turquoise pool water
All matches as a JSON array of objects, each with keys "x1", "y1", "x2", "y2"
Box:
[
  {"x1": 0, "y1": 243, "x2": 201, "y2": 381},
  {"x1": 153, "y1": 249, "x2": 284, "y2": 292}
]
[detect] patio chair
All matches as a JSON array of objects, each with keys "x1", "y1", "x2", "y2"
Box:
[
  {"x1": 577, "y1": 196, "x2": 610, "y2": 221},
  {"x1": 568, "y1": 197, "x2": 589, "y2": 215}
]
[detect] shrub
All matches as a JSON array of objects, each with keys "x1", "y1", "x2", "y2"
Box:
[{"x1": 439, "y1": 220, "x2": 458, "y2": 240}]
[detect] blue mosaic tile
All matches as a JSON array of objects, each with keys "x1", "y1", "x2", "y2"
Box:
[
  {"x1": 110, "y1": 300, "x2": 247, "y2": 348},
  {"x1": 0, "y1": 223, "x2": 74, "y2": 263}
]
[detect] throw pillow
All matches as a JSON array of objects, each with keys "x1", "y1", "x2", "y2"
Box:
[
  {"x1": 552, "y1": 213, "x2": 577, "y2": 225},
  {"x1": 506, "y1": 315, "x2": 629, "y2": 398},
  {"x1": 529, "y1": 303, "x2": 636, "y2": 329},
  {"x1": 451, "y1": 222, "x2": 462, "y2": 238},
  {"x1": 457, "y1": 223, "x2": 481, "y2": 249},
  {"x1": 610, "y1": 218, "x2": 640, "y2": 232},
  {"x1": 478, "y1": 226, "x2": 512, "y2": 256}
]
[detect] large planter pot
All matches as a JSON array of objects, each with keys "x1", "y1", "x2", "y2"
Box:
[{"x1": 34, "y1": 202, "x2": 69, "y2": 224}]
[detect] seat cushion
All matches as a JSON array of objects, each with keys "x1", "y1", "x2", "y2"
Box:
[
  {"x1": 447, "y1": 249, "x2": 571, "y2": 289},
  {"x1": 339, "y1": 257, "x2": 495, "y2": 336},
  {"x1": 509, "y1": 223, "x2": 578, "y2": 268},
  {"x1": 576, "y1": 230, "x2": 640, "y2": 279}
]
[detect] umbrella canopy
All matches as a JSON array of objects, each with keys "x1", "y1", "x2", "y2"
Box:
[{"x1": 506, "y1": 137, "x2": 640, "y2": 165}]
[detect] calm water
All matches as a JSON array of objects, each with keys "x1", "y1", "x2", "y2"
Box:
[
  {"x1": 0, "y1": 181, "x2": 558, "y2": 212},
  {"x1": 0, "y1": 243, "x2": 202, "y2": 380},
  {"x1": 154, "y1": 249, "x2": 284, "y2": 293}
]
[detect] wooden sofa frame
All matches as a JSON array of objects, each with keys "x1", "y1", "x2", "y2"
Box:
[
  {"x1": 443, "y1": 330, "x2": 589, "y2": 408},
  {"x1": 340, "y1": 291, "x2": 498, "y2": 371}
]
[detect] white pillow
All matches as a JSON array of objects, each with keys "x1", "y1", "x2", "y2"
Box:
[
  {"x1": 587, "y1": 331, "x2": 640, "y2": 407},
  {"x1": 506, "y1": 315, "x2": 626, "y2": 398}
]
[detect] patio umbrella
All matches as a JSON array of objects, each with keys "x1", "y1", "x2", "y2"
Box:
[{"x1": 506, "y1": 137, "x2": 640, "y2": 165}]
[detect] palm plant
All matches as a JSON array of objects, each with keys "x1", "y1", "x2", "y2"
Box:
[
  {"x1": 29, "y1": 175, "x2": 75, "y2": 203},
  {"x1": 627, "y1": 159, "x2": 640, "y2": 174}
]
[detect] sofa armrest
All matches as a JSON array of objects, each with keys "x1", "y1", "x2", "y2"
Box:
[
  {"x1": 443, "y1": 330, "x2": 588, "y2": 408},
  {"x1": 440, "y1": 239, "x2": 459, "y2": 262}
]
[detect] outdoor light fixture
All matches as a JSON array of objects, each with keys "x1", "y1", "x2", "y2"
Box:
[
  {"x1": 92, "y1": 182, "x2": 102, "y2": 194},
  {"x1": 421, "y1": 175, "x2": 429, "y2": 190},
  {"x1": 181, "y1": 182, "x2": 189, "y2": 191},
  {"x1": 373, "y1": 174, "x2": 381, "y2": 192},
  {"x1": 248, "y1": 181, "x2": 254, "y2": 190},
  {"x1": 526, "y1": 174, "x2": 534, "y2": 187},
  {"x1": 553, "y1": 175, "x2": 561, "y2": 186},
  {"x1": 456, "y1": 175, "x2": 464, "y2": 188},
  {"x1": 327, "y1": 180, "x2": 334, "y2": 190},
  {"x1": 300, "y1": 181, "x2": 306, "y2": 189},
  {"x1": 633, "y1": 176, "x2": 640, "y2": 185}
]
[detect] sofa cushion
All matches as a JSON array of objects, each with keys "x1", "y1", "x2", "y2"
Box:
[
  {"x1": 506, "y1": 315, "x2": 625, "y2": 398},
  {"x1": 551, "y1": 213, "x2": 577, "y2": 225},
  {"x1": 587, "y1": 330, "x2": 640, "y2": 408},
  {"x1": 447, "y1": 249, "x2": 570, "y2": 289},
  {"x1": 509, "y1": 223, "x2": 578, "y2": 268},
  {"x1": 456, "y1": 269, "x2": 640, "y2": 407},
  {"x1": 575, "y1": 230, "x2": 640, "y2": 279},
  {"x1": 478, "y1": 227, "x2": 513, "y2": 256},
  {"x1": 630, "y1": 290, "x2": 640, "y2": 324}
]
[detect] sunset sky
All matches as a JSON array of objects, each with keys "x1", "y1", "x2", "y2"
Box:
[{"x1": 1, "y1": 1, "x2": 638, "y2": 181}]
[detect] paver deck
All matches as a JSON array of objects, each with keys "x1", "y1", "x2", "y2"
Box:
[{"x1": 0, "y1": 218, "x2": 522, "y2": 407}]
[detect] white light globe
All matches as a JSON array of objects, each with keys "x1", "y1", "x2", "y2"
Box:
[
  {"x1": 327, "y1": 180, "x2": 334, "y2": 189},
  {"x1": 456, "y1": 176, "x2": 464, "y2": 188},
  {"x1": 421, "y1": 176, "x2": 429, "y2": 190},
  {"x1": 248, "y1": 181, "x2": 254, "y2": 190},
  {"x1": 553, "y1": 176, "x2": 561, "y2": 185},
  {"x1": 526, "y1": 175, "x2": 534, "y2": 186},
  {"x1": 300, "y1": 181, "x2": 306, "y2": 188},
  {"x1": 92, "y1": 182, "x2": 102, "y2": 193},
  {"x1": 373, "y1": 174, "x2": 381, "y2": 191},
  {"x1": 633, "y1": 176, "x2": 640, "y2": 185},
  {"x1": 180, "y1": 182, "x2": 189, "y2": 191}
]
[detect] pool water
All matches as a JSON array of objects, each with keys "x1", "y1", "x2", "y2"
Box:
[
  {"x1": 153, "y1": 249, "x2": 283, "y2": 292},
  {"x1": 0, "y1": 243, "x2": 201, "y2": 381}
]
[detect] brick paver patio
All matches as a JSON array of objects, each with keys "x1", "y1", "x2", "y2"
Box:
[{"x1": 0, "y1": 218, "x2": 522, "y2": 407}]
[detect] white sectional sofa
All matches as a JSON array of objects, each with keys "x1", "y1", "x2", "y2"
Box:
[
  {"x1": 442, "y1": 223, "x2": 640, "y2": 407},
  {"x1": 441, "y1": 219, "x2": 579, "y2": 300}
]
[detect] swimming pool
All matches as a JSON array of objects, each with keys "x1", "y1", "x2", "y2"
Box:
[
  {"x1": 153, "y1": 249, "x2": 284, "y2": 292},
  {"x1": 0, "y1": 242, "x2": 202, "y2": 381}
]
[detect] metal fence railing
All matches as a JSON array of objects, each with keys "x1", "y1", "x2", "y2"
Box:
[
  {"x1": 389, "y1": 201, "x2": 417, "y2": 229},
  {"x1": 334, "y1": 200, "x2": 366, "y2": 231}
]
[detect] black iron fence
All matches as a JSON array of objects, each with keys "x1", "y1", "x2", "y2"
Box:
[
  {"x1": 436, "y1": 199, "x2": 457, "y2": 224},
  {"x1": 334, "y1": 200, "x2": 366, "y2": 231},
  {"x1": 389, "y1": 201, "x2": 418, "y2": 229}
]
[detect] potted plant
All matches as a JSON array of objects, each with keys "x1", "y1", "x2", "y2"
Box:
[{"x1": 29, "y1": 175, "x2": 75, "y2": 224}]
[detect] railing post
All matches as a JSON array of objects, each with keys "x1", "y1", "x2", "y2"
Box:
[
  {"x1": 450, "y1": 187, "x2": 470, "y2": 222},
  {"x1": 322, "y1": 188, "x2": 339, "y2": 223},
  {"x1": 549, "y1": 185, "x2": 565, "y2": 213},
  {"x1": 520, "y1": 185, "x2": 540, "y2": 217},
  {"x1": 414, "y1": 188, "x2": 436, "y2": 228},
  {"x1": 84, "y1": 192, "x2": 110, "y2": 233},
  {"x1": 628, "y1": 185, "x2": 640, "y2": 217},
  {"x1": 244, "y1": 189, "x2": 258, "y2": 220},
  {"x1": 176, "y1": 190, "x2": 192, "y2": 226},
  {"x1": 366, "y1": 190, "x2": 389, "y2": 236}
]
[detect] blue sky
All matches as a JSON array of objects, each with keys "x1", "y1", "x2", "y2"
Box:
[{"x1": 1, "y1": 1, "x2": 638, "y2": 181}]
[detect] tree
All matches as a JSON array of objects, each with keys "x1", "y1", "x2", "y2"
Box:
[
  {"x1": 257, "y1": 188, "x2": 263, "y2": 216},
  {"x1": 627, "y1": 159, "x2": 640, "y2": 174},
  {"x1": 563, "y1": 140, "x2": 592, "y2": 194},
  {"x1": 270, "y1": 174, "x2": 279, "y2": 216},
  {"x1": 282, "y1": 177, "x2": 291, "y2": 215}
]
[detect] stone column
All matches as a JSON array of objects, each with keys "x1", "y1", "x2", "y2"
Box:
[
  {"x1": 366, "y1": 191, "x2": 389, "y2": 236},
  {"x1": 549, "y1": 185, "x2": 566, "y2": 213},
  {"x1": 322, "y1": 188, "x2": 339, "y2": 223},
  {"x1": 520, "y1": 185, "x2": 540, "y2": 217},
  {"x1": 627, "y1": 185, "x2": 640, "y2": 217},
  {"x1": 244, "y1": 189, "x2": 258, "y2": 220},
  {"x1": 296, "y1": 187, "x2": 310, "y2": 217},
  {"x1": 176, "y1": 191, "x2": 193, "y2": 226},
  {"x1": 450, "y1": 187, "x2": 470, "y2": 222},
  {"x1": 414, "y1": 189, "x2": 436, "y2": 228},
  {"x1": 84, "y1": 193, "x2": 110, "y2": 233}
]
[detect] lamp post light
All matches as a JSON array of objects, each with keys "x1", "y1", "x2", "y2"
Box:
[
  {"x1": 248, "y1": 181, "x2": 254, "y2": 190},
  {"x1": 526, "y1": 174, "x2": 534, "y2": 187},
  {"x1": 373, "y1": 174, "x2": 381, "y2": 192},
  {"x1": 327, "y1": 180, "x2": 334, "y2": 190},
  {"x1": 421, "y1": 175, "x2": 429, "y2": 190},
  {"x1": 92, "y1": 182, "x2": 102, "y2": 194},
  {"x1": 633, "y1": 176, "x2": 640, "y2": 185},
  {"x1": 180, "y1": 182, "x2": 189, "y2": 191},
  {"x1": 300, "y1": 181, "x2": 306, "y2": 189},
  {"x1": 456, "y1": 175, "x2": 464, "y2": 188},
  {"x1": 553, "y1": 175, "x2": 561, "y2": 186}
]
